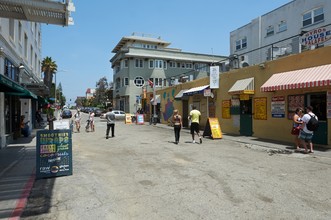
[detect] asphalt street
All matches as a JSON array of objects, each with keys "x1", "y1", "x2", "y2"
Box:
[{"x1": 1, "y1": 113, "x2": 331, "y2": 220}]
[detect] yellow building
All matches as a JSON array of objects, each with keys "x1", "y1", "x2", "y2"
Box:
[{"x1": 151, "y1": 46, "x2": 331, "y2": 148}]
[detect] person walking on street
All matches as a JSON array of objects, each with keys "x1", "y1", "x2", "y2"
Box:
[
  {"x1": 292, "y1": 108, "x2": 303, "y2": 151},
  {"x1": 89, "y1": 111, "x2": 95, "y2": 132},
  {"x1": 106, "y1": 107, "x2": 115, "y2": 139},
  {"x1": 188, "y1": 105, "x2": 202, "y2": 144},
  {"x1": 172, "y1": 109, "x2": 182, "y2": 144},
  {"x1": 73, "y1": 109, "x2": 81, "y2": 132},
  {"x1": 299, "y1": 106, "x2": 318, "y2": 153}
]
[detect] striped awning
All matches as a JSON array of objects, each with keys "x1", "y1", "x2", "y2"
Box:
[
  {"x1": 261, "y1": 64, "x2": 331, "y2": 92},
  {"x1": 228, "y1": 77, "x2": 255, "y2": 95}
]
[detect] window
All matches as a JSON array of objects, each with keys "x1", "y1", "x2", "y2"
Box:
[
  {"x1": 121, "y1": 59, "x2": 128, "y2": 68},
  {"x1": 5, "y1": 59, "x2": 18, "y2": 81},
  {"x1": 163, "y1": 61, "x2": 167, "y2": 69},
  {"x1": 155, "y1": 60, "x2": 163, "y2": 69},
  {"x1": 134, "y1": 76, "x2": 145, "y2": 87},
  {"x1": 124, "y1": 77, "x2": 129, "y2": 86},
  {"x1": 135, "y1": 59, "x2": 143, "y2": 68},
  {"x1": 303, "y1": 7, "x2": 324, "y2": 27},
  {"x1": 9, "y1": 19, "x2": 14, "y2": 40},
  {"x1": 149, "y1": 59, "x2": 154, "y2": 68},
  {"x1": 185, "y1": 63, "x2": 193, "y2": 69},
  {"x1": 30, "y1": 46, "x2": 33, "y2": 66},
  {"x1": 278, "y1": 21, "x2": 287, "y2": 32},
  {"x1": 177, "y1": 62, "x2": 181, "y2": 68},
  {"x1": 266, "y1": 25, "x2": 274, "y2": 37},
  {"x1": 154, "y1": 78, "x2": 163, "y2": 87},
  {"x1": 181, "y1": 63, "x2": 185, "y2": 68},
  {"x1": 169, "y1": 61, "x2": 176, "y2": 68},
  {"x1": 18, "y1": 22, "x2": 22, "y2": 43},
  {"x1": 163, "y1": 79, "x2": 167, "y2": 87},
  {"x1": 235, "y1": 37, "x2": 247, "y2": 50},
  {"x1": 24, "y1": 33, "x2": 28, "y2": 59}
]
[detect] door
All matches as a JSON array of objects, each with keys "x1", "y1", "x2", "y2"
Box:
[
  {"x1": 306, "y1": 93, "x2": 328, "y2": 145},
  {"x1": 182, "y1": 100, "x2": 189, "y2": 128},
  {"x1": 240, "y1": 99, "x2": 253, "y2": 136}
]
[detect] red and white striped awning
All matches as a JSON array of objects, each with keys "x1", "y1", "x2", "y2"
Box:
[{"x1": 260, "y1": 64, "x2": 331, "y2": 92}]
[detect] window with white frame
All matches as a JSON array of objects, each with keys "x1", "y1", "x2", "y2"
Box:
[
  {"x1": 155, "y1": 60, "x2": 163, "y2": 69},
  {"x1": 149, "y1": 59, "x2": 154, "y2": 68},
  {"x1": 134, "y1": 76, "x2": 145, "y2": 87},
  {"x1": 303, "y1": 7, "x2": 324, "y2": 27},
  {"x1": 24, "y1": 33, "x2": 28, "y2": 59},
  {"x1": 185, "y1": 63, "x2": 193, "y2": 69},
  {"x1": 177, "y1": 62, "x2": 181, "y2": 68},
  {"x1": 121, "y1": 78, "x2": 124, "y2": 87},
  {"x1": 124, "y1": 77, "x2": 129, "y2": 86},
  {"x1": 266, "y1": 25, "x2": 274, "y2": 37},
  {"x1": 181, "y1": 63, "x2": 185, "y2": 68},
  {"x1": 9, "y1": 19, "x2": 14, "y2": 40},
  {"x1": 235, "y1": 37, "x2": 247, "y2": 50},
  {"x1": 163, "y1": 79, "x2": 167, "y2": 87},
  {"x1": 154, "y1": 78, "x2": 163, "y2": 87},
  {"x1": 169, "y1": 61, "x2": 176, "y2": 68},
  {"x1": 121, "y1": 59, "x2": 128, "y2": 68},
  {"x1": 18, "y1": 22, "x2": 22, "y2": 43},
  {"x1": 278, "y1": 21, "x2": 287, "y2": 32},
  {"x1": 163, "y1": 61, "x2": 167, "y2": 69},
  {"x1": 135, "y1": 59, "x2": 143, "y2": 68}
]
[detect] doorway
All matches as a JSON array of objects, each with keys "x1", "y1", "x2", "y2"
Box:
[
  {"x1": 240, "y1": 99, "x2": 253, "y2": 136},
  {"x1": 306, "y1": 93, "x2": 327, "y2": 145}
]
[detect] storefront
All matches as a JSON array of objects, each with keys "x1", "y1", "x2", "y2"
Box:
[
  {"x1": 261, "y1": 64, "x2": 331, "y2": 145},
  {"x1": 228, "y1": 77, "x2": 255, "y2": 136}
]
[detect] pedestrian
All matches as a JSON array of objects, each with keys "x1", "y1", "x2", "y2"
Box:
[
  {"x1": 172, "y1": 109, "x2": 182, "y2": 144},
  {"x1": 188, "y1": 105, "x2": 202, "y2": 144},
  {"x1": 292, "y1": 107, "x2": 303, "y2": 151},
  {"x1": 106, "y1": 107, "x2": 115, "y2": 139},
  {"x1": 89, "y1": 111, "x2": 95, "y2": 132},
  {"x1": 73, "y1": 109, "x2": 81, "y2": 132},
  {"x1": 299, "y1": 106, "x2": 318, "y2": 153}
]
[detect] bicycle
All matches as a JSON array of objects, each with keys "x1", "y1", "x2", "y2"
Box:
[{"x1": 85, "y1": 119, "x2": 91, "y2": 132}]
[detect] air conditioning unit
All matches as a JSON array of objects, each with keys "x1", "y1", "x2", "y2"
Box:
[{"x1": 239, "y1": 55, "x2": 249, "y2": 68}]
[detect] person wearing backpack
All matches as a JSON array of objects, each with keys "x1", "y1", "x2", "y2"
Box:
[{"x1": 299, "y1": 106, "x2": 318, "y2": 154}]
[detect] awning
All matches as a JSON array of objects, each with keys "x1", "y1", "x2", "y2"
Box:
[
  {"x1": 183, "y1": 85, "x2": 209, "y2": 96},
  {"x1": 0, "y1": 74, "x2": 38, "y2": 99},
  {"x1": 175, "y1": 89, "x2": 188, "y2": 99},
  {"x1": 228, "y1": 77, "x2": 255, "y2": 95},
  {"x1": 260, "y1": 64, "x2": 331, "y2": 92},
  {"x1": 150, "y1": 95, "x2": 161, "y2": 104}
]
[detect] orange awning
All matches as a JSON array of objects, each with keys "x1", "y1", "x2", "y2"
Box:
[{"x1": 260, "y1": 64, "x2": 331, "y2": 92}]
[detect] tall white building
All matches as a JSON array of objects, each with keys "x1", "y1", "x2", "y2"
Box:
[
  {"x1": 110, "y1": 33, "x2": 227, "y2": 113},
  {"x1": 230, "y1": 0, "x2": 331, "y2": 67}
]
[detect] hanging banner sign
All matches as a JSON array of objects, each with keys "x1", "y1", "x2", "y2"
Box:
[{"x1": 210, "y1": 66, "x2": 219, "y2": 89}]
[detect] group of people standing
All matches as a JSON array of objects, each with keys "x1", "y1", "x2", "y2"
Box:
[
  {"x1": 72, "y1": 109, "x2": 95, "y2": 133},
  {"x1": 292, "y1": 106, "x2": 318, "y2": 153}
]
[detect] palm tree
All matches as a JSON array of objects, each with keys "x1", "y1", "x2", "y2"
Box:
[{"x1": 41, "y1": 56, "x2": 57, "y2": 93}]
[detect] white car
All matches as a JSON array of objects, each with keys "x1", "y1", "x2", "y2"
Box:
[{"x1": 100, "y1": 110, "x2": 126, "y2": 120}]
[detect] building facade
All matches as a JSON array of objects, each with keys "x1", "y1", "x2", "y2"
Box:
[
  {"x1": 110, "y1": 34, "x2": 227, "y2": 114},
  {"x1": 0, "y1": 18, "x2": 43, "y2": 149},
  {"x1": 230, "y1": 0, "x2": 331, "y2": 67}
]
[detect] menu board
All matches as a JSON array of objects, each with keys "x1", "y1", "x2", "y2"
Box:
[
  {"x1": 222, "y1": 100, "x2": 231, "y2": 119},
  {"x1": 254, "y1": 97, "x2": 267, "y2": 120},
  {"x1": 288, "y1": 95, "x2": 305, "y2": 120},
  {"x1": 36, "y1": 129, "x2": 73, "y2": 179},
  {"x1": 271, "y1": 96, "x2": 285, "y2": 118}
]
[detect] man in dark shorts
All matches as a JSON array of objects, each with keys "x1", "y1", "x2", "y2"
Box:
[{"x1": 188, "y1": 105, "x2": 202, "y2": 144}]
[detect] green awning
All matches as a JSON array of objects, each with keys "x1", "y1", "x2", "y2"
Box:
[{"x1": 0, "y1": 74, "x2": 38, "y2": 99}]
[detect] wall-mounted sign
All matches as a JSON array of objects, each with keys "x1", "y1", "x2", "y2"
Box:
[
  {"x1": 36, "y1": 129, "x2": 73, "y2": 179},
  {"x1": 254, "y1": 97, "x2": 267, "y2": 120},
  {"x1": 271, "y1": 96, "x2": 285, "y2": 118},
  {"x1": 222, "y1": 100, "x2": 231, "y2": 119},
  {"x1": 301, "y1": 27, "x2": 331, "y2": 46}
]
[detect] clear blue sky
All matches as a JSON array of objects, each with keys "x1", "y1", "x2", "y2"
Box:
[{"x1": 42, "y1": 0, "x2": 291, "y2": 105}]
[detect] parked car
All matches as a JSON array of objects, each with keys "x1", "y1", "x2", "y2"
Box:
[
  {"x1": 94, "y1": 108, "x2": 103, "y2": 117},
  {"x1": 61, "y1": 109, "x2": 72, "y2": 119},
  {"x1": 100, "y1": 110, "x2": 126, "y2": 120}
]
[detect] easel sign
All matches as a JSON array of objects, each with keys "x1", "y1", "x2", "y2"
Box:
[
  {"x1": 136, "y1": 114, "x2": 144, "y2": 125},
  {"x1": 125, "y1": 114, "x2": 132, "y2": 124},
  {"x1": 203, "y1": 118, "x2": 222, "y2": 139}
]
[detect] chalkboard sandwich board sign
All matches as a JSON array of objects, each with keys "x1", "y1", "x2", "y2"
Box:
[{"x1": 36, "y1": 129, "x2": 73, "y2": 179}]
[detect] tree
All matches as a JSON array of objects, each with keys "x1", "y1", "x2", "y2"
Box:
[
  {"x1": 41, "y1": 56, "x2": 57, "y2": 94},
  {"x1": 94, "y1": 77, "x2": 109, "y2": 107},
  {"x1": 56, "y1": 82, "x2": 66, "y2": 106}
]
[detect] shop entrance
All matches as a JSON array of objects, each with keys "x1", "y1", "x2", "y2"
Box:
[
  {"x1": 240, "y1": 99, "x2": 253, "y2": 136},
  {"x1": 182, "y1": 100, "x2": 189, "y2": 128},
  {"x1": 306, "y1": 93, "x2": 327, "y2": 145}
]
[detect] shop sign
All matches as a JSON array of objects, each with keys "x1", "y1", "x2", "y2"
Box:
[
  {"x1": 240, "y1": 94, "x2": 250, "y2": 100},
  {"x1": 204, "y1": 89, "x2": 211, "y2": 97},
  {"x1": 301, "y1": 27, "x2": 331, "y2": 46},
  {"x1": 271, "y1": 96, "x2": 285, "y2": 118},
  {"x1": 254, "y1": 97, "x2": 267, "y2": 120},
  {"x1": 222, "y1": 100, "x2": 231, "y2": 119}
]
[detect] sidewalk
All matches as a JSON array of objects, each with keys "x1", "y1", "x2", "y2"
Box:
[{"x1": 0, "y1": 124, "x2": 330, "y2": 219}]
